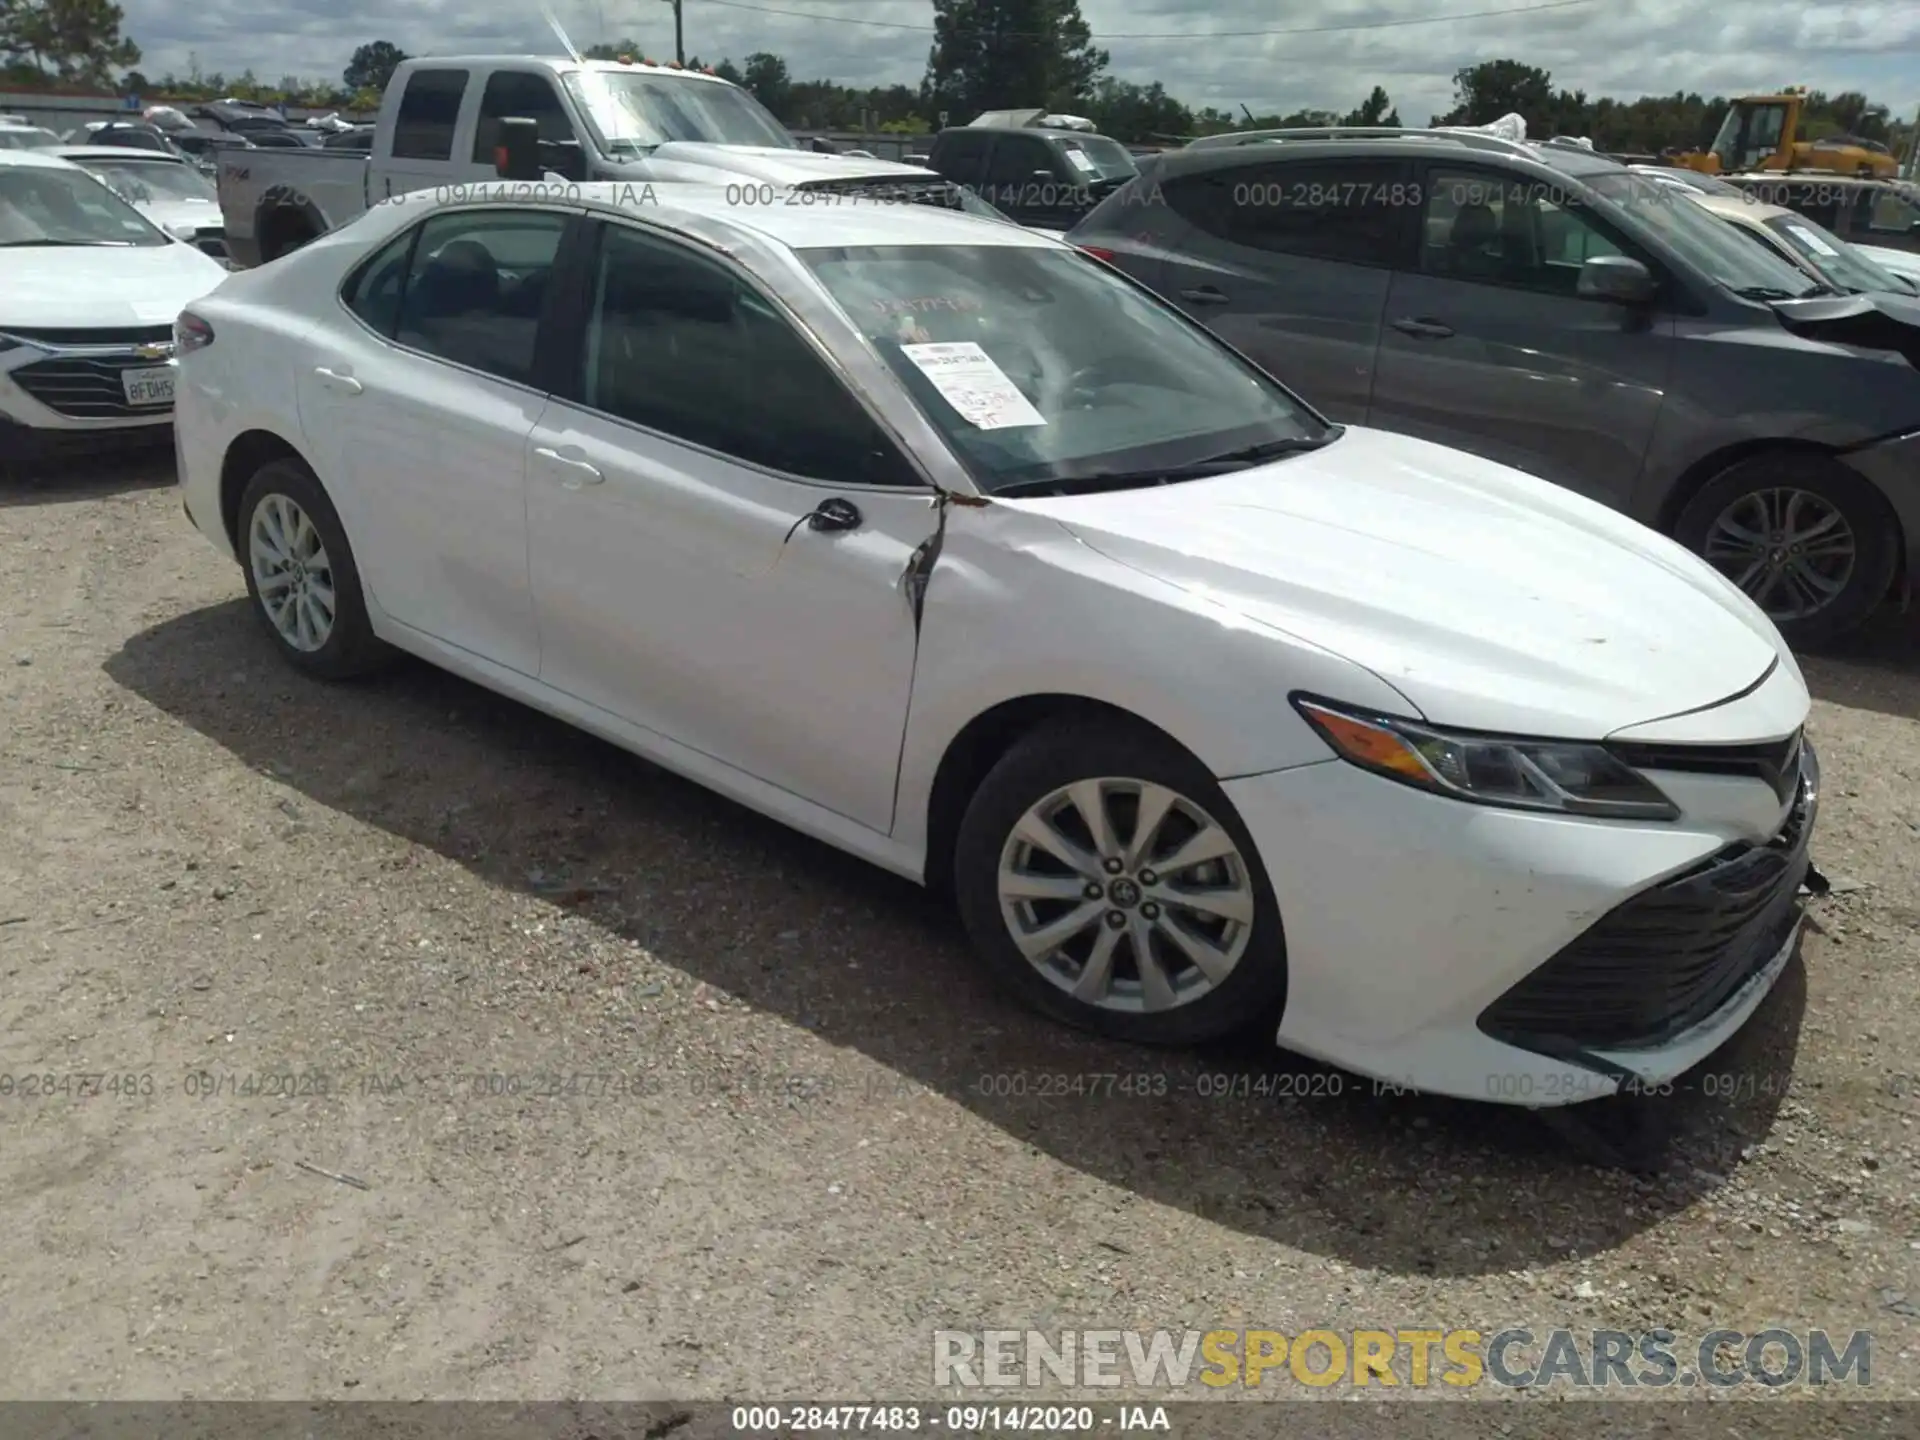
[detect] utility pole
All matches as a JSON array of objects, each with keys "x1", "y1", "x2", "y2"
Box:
[{"x1": 668, "y1": 0, "x2": 685, "y2": 65}]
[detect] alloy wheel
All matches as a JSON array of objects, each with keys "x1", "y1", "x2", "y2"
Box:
[
  {"x1": 1702, "y1": 486, "x2": 1856, "y2": 622},
  {"x1": 248, "y1": 493, "x2": 336, "y2": 652},
  {"x1": 996, "y1": 777, "x2": 1255, "y2": 1014}
]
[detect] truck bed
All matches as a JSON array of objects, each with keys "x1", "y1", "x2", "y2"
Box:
[{"x1": 217, "y1": 147, "x2": 371, "y2": 267}]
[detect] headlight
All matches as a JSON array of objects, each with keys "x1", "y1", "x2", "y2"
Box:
[{"x1": 1292, "y1": 696, "x2": 1679, "y2": 821}]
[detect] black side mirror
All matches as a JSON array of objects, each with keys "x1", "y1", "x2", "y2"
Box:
[
  {"x1": 493, "y1": 116, "x2": 540, "y2": 179},
  {"x1": 1578, "y1": 254, "x2": 1657, "y2": 305},
  {"x1": 538, "y1": 138, "x2": 588, "y2": 181}
]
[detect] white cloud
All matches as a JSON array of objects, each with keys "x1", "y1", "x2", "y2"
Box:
[{"x1": 119, "y1": 0, "x2": 1920, "y2": 125}]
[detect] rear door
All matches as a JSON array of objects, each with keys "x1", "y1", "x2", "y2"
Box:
[
  {"x1": 1152, "y1": 156, "x2": 1416, "y2": 421},
  {"x1": 1366, "y1": 163, "x2": 1676, "y2": 508},
  {"x1": 373, "y1": 66, "x2": 472, "y2": 202},
  {"x1": 928, "y1": 129, "x2": 991, "y2": 193}
]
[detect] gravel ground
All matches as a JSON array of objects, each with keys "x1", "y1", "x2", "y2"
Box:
[{"x1": 3, "y1": 457, "x2": 1920, "y2": 1412}]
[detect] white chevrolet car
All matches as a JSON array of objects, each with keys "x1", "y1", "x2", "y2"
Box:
[
  {"x1": 49, "y1": 146, "x2": 231, "y2": 263},
  {"x1": 172, "y1": 184, "x2": 1820, "y2": 1107},
  {"x1": 0, "y1": 149, "x2": 229, "y2": 467}
]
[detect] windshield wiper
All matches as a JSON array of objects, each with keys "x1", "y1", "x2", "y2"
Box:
[
  {"x1": 0, "y1": 239, "x2": 133, "y2": 248},
  {"x1": 1732, "y1": 284, "x2": 1813, "y2": 301},
  {"x1": 992, "y1": 432, "x2": 1341, "y2": 498}
]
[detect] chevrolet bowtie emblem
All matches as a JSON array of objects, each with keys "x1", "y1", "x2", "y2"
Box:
[{"x1": 132, "y1": 341, "x2": 174, "y2": 360}]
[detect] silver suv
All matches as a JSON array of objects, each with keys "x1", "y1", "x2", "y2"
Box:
[{"x1": 1067, "y1": 127, "x2": 1920, "y2": 647}]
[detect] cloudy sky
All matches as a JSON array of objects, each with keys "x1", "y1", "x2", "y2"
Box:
[{"x1": 119, "y1": 0, "x2": 1920, "y2": 125}]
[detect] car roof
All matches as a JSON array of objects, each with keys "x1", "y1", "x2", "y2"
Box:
[
  {"x1": 0, "y1": 148, "x2": 86, "y2": 171},
  {"x1": 51, "y1": 146, "x2": 191, "y2": 162},
  {"x1": 1147, "y1": 133, "x2": 1623, "y2": 182},
  {"x1": 377, "y1": 181, "x2": 1061, "y2": 250},
  {"x1": 1691, "y1": 193, "x2": 1794, "y2": 222},
  {"x1": 415, "y1": 55, "x2": 734, "y2": 84}
]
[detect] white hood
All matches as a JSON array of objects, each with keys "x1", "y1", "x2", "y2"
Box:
[
  {"x1": 640, "y1": 143, "x2": 939, "y2": 187},
  {"x1": 0, "y1": 241, "x2": 229, "y2": 329},
  {"x1": 1013, "y1": 427, "x2": 1787, "y2": 740}
]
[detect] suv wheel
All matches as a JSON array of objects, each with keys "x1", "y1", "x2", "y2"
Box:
[{"x1": 1673, "y1": 452, "x2": 1898, "y2": 649}]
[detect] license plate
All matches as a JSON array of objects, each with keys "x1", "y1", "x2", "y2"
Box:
[{"x1": 122, "y1": 366, "x2": 174, "y2": 407}]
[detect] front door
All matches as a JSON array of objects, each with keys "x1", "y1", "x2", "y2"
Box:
[
  {"x1": 1366, "y1": 165, "x2": 1675, "y2": 508},
  {"x1": 297, "y1": 204, "x2": 572, "y2": 675},
  {"x1": 525, "y1": 218, "x2": 940, "y2": 831},
  {"x1": 1153, "y1": 156, "x2": 1415, "y2": 421}
]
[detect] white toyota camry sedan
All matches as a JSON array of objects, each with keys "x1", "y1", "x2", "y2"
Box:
[{"x1": 173, "y1": 183, "x2": 1820, "y2": 1107}]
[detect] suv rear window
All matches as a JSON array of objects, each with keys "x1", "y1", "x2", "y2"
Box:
[{"x1": 1162, "y1": 160, "x2": 1411, "y2": 267}]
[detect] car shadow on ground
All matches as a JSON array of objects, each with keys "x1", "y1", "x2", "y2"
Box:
[
  {"x1": 105, "y1": 600, "x2": 1807, "y2": 1276},
  {"x1": 0, "y1": 448, "x2": 176, "y2": 508},
  {"x1": 1799, "y1": 606, "x2": 1920, "y2": 722}
]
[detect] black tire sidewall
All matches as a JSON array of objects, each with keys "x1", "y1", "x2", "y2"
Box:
[
  {"x1": 952, "y1": 719, "x2": 1288, "y2": 1047},
  {"x1": 1673, "y1": 454, "x2": 1898, "y2": 649},
  {"x1": 237, "y1": 459, "x2": 387, "y2": 679}
]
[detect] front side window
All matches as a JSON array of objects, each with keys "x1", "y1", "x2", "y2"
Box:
[
  {"x1": 984, "y1": 134, "x2": 1056, "y2": 196},
  {"x1": 574, "y1": 222, "x2": 918, "y2": 486},
  {"x1": 472, "y1": 71, "x2": 577, "y2": 160},
  {"x1": 391, "y1": 68, "x2": 470, "y2": 162},
  {"x1": 800, "y1": 242, "x2": 1330, "y2": 493},
  {"x1": 561, "y1": 70, "x2": 793, "y2": 153},
  {"x1": 0, "y1": 165, "x2": 169, "y2": 247},
  {"x1": 1421, "y1": 167, "x2": 1637, "y2": 294},
  {"x1": 390, "y1": 209, "x2": 568, "y2": 384}
]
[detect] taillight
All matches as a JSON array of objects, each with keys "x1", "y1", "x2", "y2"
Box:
[
  {"x1": 175, "y1": 312, "x2": 214, "y2": 354},
  {"x1": 1077, "y1": 244, "x2": 1116, "y2": 263}
]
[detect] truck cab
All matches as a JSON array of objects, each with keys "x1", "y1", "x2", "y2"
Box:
[{"x1": 220, "y1": 56, "x2": 951, "y2": 266}]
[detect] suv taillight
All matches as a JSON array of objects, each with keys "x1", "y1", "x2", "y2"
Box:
[
  {"x1": 174, "y1": 312, "x2": 214, "y2": 354},
  {"x1": 1077, "y1": 244, "x2": 1116, "y2": 263}
]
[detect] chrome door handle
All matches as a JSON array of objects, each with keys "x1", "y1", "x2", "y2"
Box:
[
  {"x1": 313, "y1": 366, "x2": 363, "y2": 395},
  {"x1": 533, "y1": 446, "x2": 605, "y2": 488}
]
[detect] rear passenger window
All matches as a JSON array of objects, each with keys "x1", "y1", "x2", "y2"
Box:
[
  {"x1": 393, "y1": 209, "x2": 568, "y2": 385},
  {"x1": 341, "y1": 229, "x2": 418, "y2": 338},
  {"x1": 932, "y1": 132, "x2": 990, "y2": 187},
  {"x1": 1162, "y1": 160, "x2": 1410, "y2": 266},
  {"x1": 391, "y1": 68, "x2": 470, "y2": 162}
]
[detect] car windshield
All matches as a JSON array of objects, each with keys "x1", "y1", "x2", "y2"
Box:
[
  {"x1": 0, "y1": 165, "x2": 168, "y2": 246},
  {"x1": 1054, "y1": 134, "x2": 1137, "y2": 183},
  {"x1": 0, "y1": 127, "x2": 60, "y2": 150},
  {"x1": 562, "y1": 69, "x2": 795, "y2": 152},
  {"x1": 1760, "y1": 212, "x2": 1907, "y2": 294},
  {"x1": 799, "y1": 242, "x2": 1331, "y2": 493},
  {"x1": 1587, "y1": 171, "x2": 1823, "y2": 298},
  {"x1": 72, "y1": 157, "x2": 216, "y2": 204}
]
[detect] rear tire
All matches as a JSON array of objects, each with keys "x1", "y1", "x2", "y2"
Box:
[
  {"x1": 952, "y1": 717, "x2": 1287, "y2": 1046},
  {"x1": 1672, "y1": 451, "x2": 1898, "y2": 650},
  {"x1": 237, "y1": 458, "x2": 394, "y2": 680}
]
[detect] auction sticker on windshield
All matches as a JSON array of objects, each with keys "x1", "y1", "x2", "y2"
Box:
[
  {"x1": 1785, "y1": 223, "x2": 1839, "y2": 257},
  {"x1": 1063, "y1": 148, "x2": 1098, "y2": 174},
  {"x1": 899, "y1": 342, "x2": 1046, "y2": 430},
  {"x1": 121, "y1": 366, "x2": 174, "y2": 407}
]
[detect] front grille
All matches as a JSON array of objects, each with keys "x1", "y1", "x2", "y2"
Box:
[
  {"x1": 11, "y1": 353, "x2": 173, "y2": 418},
  {"x1": 1, "y1": 324, "x2": 173, "y2": 347},
  {"x1": 1479, "y1": 759, "x2": 1813, "y2": 1051},
  {"x1": 1610, "y1": 727, "x2": 1804, "y2": 805}
]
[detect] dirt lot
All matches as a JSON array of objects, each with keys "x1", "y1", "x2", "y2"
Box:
[{"x1": 3, "y1": 458, "x2": 1920, "y2": 1409}]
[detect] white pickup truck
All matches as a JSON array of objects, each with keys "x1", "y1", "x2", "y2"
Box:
[{"x1": 216, "y1": 54, "x2": 959, "y2": 266}]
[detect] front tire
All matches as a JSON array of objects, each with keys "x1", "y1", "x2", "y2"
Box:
[
  {"x1": 1672, "y1": 452, "x2": 1898, "y2": 650},
  {"x1": 237, "y1": 458, "x2": 393, "y2": 680},
  {"x1": 953, "y1": 718, "x2": 1287, "y2": 1046}
]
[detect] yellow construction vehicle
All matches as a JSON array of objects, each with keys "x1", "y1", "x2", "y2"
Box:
[{"x1": 1669, "y1": 89, "x2": 1900, "y2": 178}]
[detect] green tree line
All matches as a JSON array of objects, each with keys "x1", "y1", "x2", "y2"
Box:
[{"x1": 4, "y1": 0, "x2": 1913, "y2": 160}]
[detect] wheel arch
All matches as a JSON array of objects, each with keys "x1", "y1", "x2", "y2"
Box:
[
  {"x1": 920, "y1": 692, "x2": 1203, "y2": 898},
  {"x1": 219, "y1": 429, "x2": 318, "y2": 554},
  {"x1": 254, "y1": 188, "x2": 327, "y2": 263}
]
